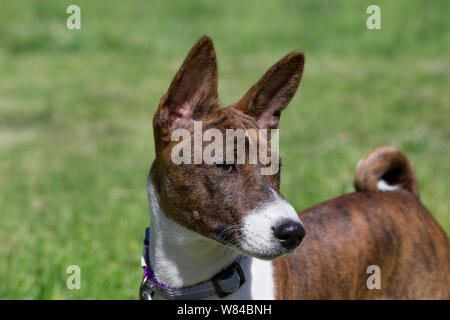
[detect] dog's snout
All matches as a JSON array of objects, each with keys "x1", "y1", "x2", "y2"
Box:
[{"x1": 272, "y1": 220, "x2": 305, "y2": 250}]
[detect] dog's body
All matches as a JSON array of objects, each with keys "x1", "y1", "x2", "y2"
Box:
[
  {"x1": 276, "y1": 146, "x2": 450, "y2": 299},
  {"x1": 143, "y1": 36, "x2": 449, "y2": 299},
  {"x1": 276, "y1": 190, "x2": 449, "y2": 299}
]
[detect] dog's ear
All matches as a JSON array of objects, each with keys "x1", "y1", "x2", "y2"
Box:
[
  {"x1": 233, "y1": 51, "x2": 304, "y2": 130},
  {"x1": 155, "y1": 36, "x2": 219, "y2": 134}
]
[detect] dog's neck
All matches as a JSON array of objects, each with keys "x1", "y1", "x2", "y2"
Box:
[{"x1": 146, "y1": 181, "x2": 240, "y2": 290}]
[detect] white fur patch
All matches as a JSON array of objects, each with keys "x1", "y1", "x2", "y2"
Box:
[
  {"x1": 240, "y1": 192, "x2": 303, "y2": 259},
  {"x1": 377, "y1": 179, "x2": 400, "y2": 192},
  {"x1": 247, "y1": 259, "x2": 275, "y2": 300}
]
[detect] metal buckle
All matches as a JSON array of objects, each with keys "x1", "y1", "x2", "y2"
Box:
[
  {"x1": 211, "y1": 261, "x2": 246, "y2": 298},
  {"x1": 139, "y1": 275, "x2": 155, "y2": 300}
]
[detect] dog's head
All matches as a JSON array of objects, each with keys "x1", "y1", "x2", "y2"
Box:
[{"x1": 149, "y1": 36, "x2": 305, "y2": 259}]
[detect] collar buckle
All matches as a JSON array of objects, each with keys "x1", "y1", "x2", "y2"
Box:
[
  {"x1": 139, "y1": 275, "x2": 155, "y2": 300},
  {"x1": 212, "y1": 261, "x2": 246, "y2": 298}
]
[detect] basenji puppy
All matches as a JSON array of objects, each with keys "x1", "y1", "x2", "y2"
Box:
[{"x1": 140, "y1": 36, "x2": 449, "y2": 300}]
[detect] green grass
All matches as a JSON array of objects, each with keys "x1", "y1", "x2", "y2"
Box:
[{"x1": 0, "y1": 0, "x2": 448, "y2": 299}]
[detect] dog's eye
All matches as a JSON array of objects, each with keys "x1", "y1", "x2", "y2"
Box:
[{"x1": 216, "y1": 163, "x2": 234, "y2": 174}]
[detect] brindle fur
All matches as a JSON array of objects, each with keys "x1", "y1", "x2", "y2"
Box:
[
  {"x1": 274, "y1": 190, "x2": 449, "y2": 299},
  {"x1": 274, "y1": 147, "x2": 449, "y2": 299}
]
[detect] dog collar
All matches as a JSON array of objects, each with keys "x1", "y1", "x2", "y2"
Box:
[{"x1": 139, "y1": 227, "x2": 246, "y2": 300}]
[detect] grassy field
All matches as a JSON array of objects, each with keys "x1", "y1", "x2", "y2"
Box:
[{"x1": 0, "y1": 0, "x2": 448, "y2": 299}]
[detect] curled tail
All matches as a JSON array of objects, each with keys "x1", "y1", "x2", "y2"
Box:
[{"x1": 354, "y1": 146, "x2": 419, "y2": 197}]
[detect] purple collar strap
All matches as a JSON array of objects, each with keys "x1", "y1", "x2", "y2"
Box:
[{"x1": 139, "y1": 227, "x2": 246, "y2": 300}]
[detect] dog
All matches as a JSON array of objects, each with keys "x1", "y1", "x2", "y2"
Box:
[{"x1": 139, "y1": 36, "x2": 449, "y2": 299}]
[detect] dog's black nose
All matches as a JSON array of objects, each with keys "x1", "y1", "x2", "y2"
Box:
[{"x1": 272, "y1": 220, "x2": 305, "y2": 250}]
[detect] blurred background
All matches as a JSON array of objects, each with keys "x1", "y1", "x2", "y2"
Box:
[{"x1": 0, "y1": 0, "x2": 448, "y2": 299}]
